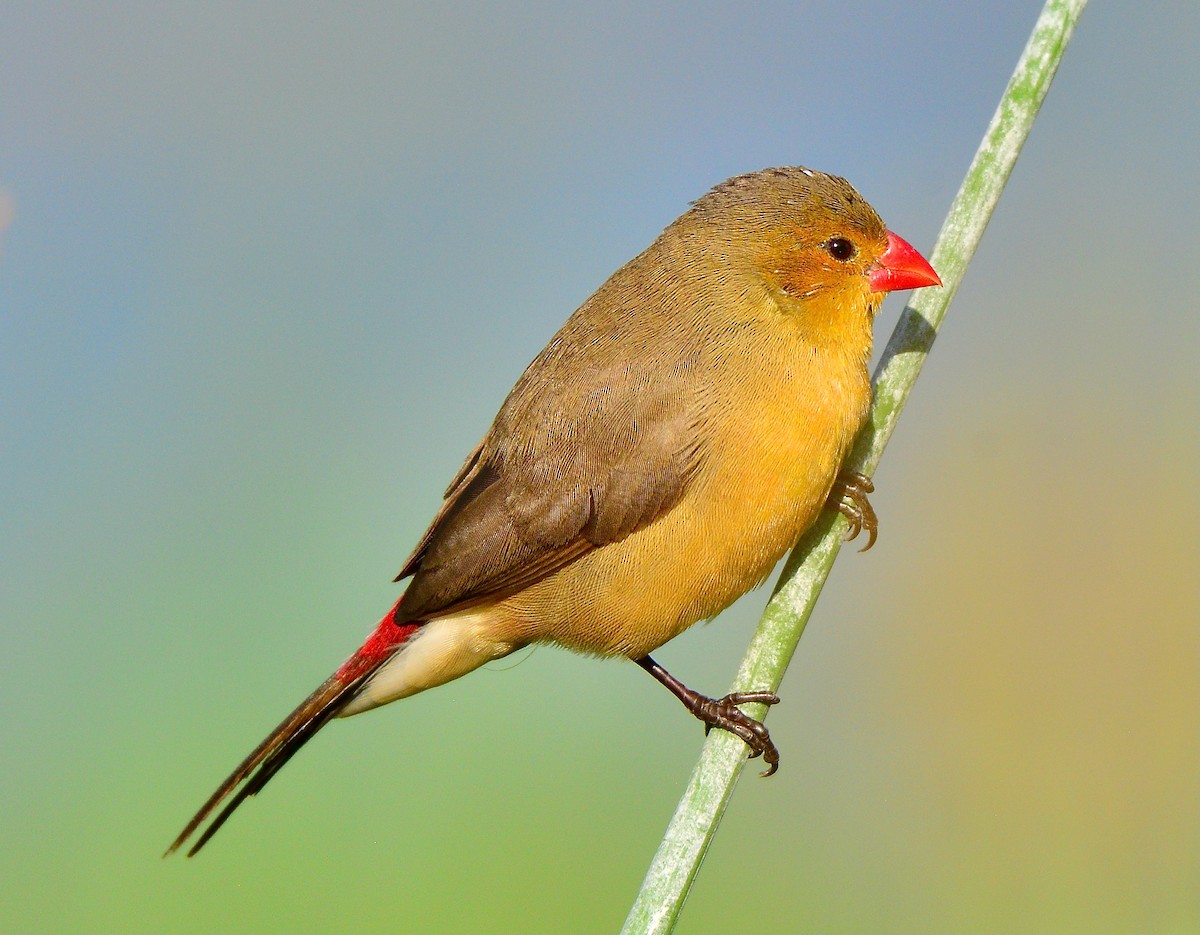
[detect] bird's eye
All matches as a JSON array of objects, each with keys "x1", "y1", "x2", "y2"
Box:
[{"x1": 825, "y1": 238, "x2": 856, "y2": 261}]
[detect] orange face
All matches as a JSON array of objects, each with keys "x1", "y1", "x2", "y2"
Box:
[
  {"x1": 755, "y1": 207, "x2": 939, "y2": 343},
  {"x1": 756, "y1": 213, "x2": 891, "y2": 341}
]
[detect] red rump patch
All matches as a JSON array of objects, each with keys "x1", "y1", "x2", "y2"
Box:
[{"x1": 335, "y1": 601, "x2": 421, "y2": 681}]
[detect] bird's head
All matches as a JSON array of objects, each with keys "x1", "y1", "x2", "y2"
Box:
[{"x1": 685, "y1": 167, "x2": 940, "y2": 340}]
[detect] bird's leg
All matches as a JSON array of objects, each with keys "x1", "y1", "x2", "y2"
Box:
[
  {"x1": 828, "y1": 470, "x2": 878, "y2": 551},
  {"x1": 636, "y1": 656, "x2": 781, "y2": 776}
]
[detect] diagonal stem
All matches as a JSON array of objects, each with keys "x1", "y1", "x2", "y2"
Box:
[{"x1": 621, "y1": 1, "x2": 1089, "y2": 932}]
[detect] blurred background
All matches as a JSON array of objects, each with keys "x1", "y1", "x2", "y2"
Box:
[{"x1": 2, "y1": 2, "x2": 1197, "y2": 932}]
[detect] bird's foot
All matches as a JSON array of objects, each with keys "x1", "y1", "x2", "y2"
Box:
[
  {"x1": 636, "y1": 656, "x2": 781, "y2": 776},
  {"x1": 694, "y1": 690, "x2": 781, "y2": 776},
  {"x1": 830, "y1": 470, "x2": 878, "y2": 551}
]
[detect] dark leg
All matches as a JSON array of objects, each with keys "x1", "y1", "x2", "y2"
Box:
[
  {"x1": 828, "y1": 470, "x2": 878, "y2": 551},
  {"x1": 636, "y1": 656, "x2": 781, "y2": 776}
]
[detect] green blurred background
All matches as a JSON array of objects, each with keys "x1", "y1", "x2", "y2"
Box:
[{"x1": 2, "y1": 2, "x2": 1197, "y2": 932}]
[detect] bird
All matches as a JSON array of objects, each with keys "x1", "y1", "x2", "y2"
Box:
[{"x1": 167, "y1": 166, "x2": 940, "y2": 856}]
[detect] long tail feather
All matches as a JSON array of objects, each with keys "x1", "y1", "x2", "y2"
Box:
[{"x1": 165, "y1": 608, "x2": 420, "y2": 857}]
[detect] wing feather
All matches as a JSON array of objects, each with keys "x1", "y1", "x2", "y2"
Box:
[{"x1": 394, "y1": 293, "x2": 710, "y2": 621}]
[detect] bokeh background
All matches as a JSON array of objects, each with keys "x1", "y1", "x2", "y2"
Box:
[{"x1": 2, "y1": 2, "x2": 1197, "y2": 932}]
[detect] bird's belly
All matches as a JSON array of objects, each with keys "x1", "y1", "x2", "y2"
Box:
[{"x1": 500, "y1": 374, "x2": 866, "y2": 658}]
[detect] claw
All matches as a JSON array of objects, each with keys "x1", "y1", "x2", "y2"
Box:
[{"x1": 829, "y1": 470, "x2": 878, "y2": 551}]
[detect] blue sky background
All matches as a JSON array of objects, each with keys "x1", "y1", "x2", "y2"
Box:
[{"x1": 2, "y1": 3, "x2": 1197, "y2": 932}]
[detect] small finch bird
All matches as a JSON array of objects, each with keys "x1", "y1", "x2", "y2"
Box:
[{"x1": 168, "y1": 167, "x2": 939, "y2": 856}]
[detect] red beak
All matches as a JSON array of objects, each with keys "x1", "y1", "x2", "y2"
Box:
[{"x1": 868, "y1": 232, "x2": 941, "y2": 293}]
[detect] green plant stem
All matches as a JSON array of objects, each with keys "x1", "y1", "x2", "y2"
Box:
[{"x1": 621, "y1": 2, "x2": 1088, "y2": 932}]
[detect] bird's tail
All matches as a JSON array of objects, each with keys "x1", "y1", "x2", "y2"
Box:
[{"x1": 165, "y1": 605, "x2": 421, "y2": 857}]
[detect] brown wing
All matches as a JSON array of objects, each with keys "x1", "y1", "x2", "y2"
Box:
[{"x1": 393, "y1": 304, "x2": 709, "y2": 622}]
